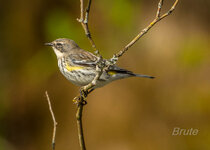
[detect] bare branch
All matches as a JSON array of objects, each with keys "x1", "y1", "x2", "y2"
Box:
[
  {"x1": 45, "y1": 91, "x2": 57, "y2": 150},
  {"x1": 159, "y1": 0, "x2": 179, "y2": 20},
  {"x1": 77, "y1": 0, "x2": 100, "y2": 56},
  {"x1": 73, "y1": 59, "x2": 105, "y2": 150},
  {"x1": 76, "y1": 103, "x2": 86, "y2": 150},
  {"x1": 113, "y1": 0, "x2": 179, "y2": 59},
  {"x1": 75, "y1": 1, "x2": 107, "y2": 150},
  {"x1": 74, "y1": 1, "x2": 179, "y2": 150},
  {"x1": 79, "y1": 0, "x2": 84, "y2": 21},
  {"x1": 156, "y1": 0, "x2": 163, "y2": 18},
  {"x1": 84, "y1": 0, "x2": 92, "y2": 24}
]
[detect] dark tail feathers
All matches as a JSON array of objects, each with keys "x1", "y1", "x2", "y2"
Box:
[
  {"x1": 110, "y1": 67, "x2": 155, "y2": 79},
  {"x1": 132, "y1": 73, "x2": 155, "y2": 79}
]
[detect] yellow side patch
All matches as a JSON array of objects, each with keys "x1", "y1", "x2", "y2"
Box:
[
  {"x1": 108, "y1": 71, "x2": 117, "y2": 76},
  {"x1": 66, "y1": 64, "x2": 84, "y2": 71}
]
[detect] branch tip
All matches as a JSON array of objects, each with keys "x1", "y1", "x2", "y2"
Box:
[
  {"x1": 112, "y1": 0, "x2": 179, "y2": 61},
  {"x1": 45, "y1": 91, "x2": 57, "y2": 150}
]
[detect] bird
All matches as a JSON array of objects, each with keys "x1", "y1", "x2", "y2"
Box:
[{"x1": 45, "y1": 38, "x2": 154, "y2": 90}]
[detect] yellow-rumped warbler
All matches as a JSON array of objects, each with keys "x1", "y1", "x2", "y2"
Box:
[{"x1": 45, "y1": 38, "x2": 154, "y2": 89}]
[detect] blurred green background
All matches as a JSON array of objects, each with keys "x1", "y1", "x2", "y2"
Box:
[{"x1": 0, "y1": 0, "x2": 210, "y2": 150}]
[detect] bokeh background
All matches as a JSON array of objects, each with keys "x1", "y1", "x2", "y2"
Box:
[{"x1": 0, "y1": 0, "x2": 210, "y2": 150}]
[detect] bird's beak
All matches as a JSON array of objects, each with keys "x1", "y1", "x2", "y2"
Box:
[{"x1": 44, "y1": 42, "x2": 53, "y2": 46}]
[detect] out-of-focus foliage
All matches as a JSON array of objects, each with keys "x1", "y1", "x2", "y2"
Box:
[
  {"x1": 101, "y1": 0, "x2": 134, "y2": 29},
  {"x1": 0, "y1": 0, "x2": 209, "y2": 150},
  {"x1": 45, "y1": 9, "x2": 81, "y2": 41},
  {"x1": 178, "y1": 37, "x2": 209, "y2": 68}
]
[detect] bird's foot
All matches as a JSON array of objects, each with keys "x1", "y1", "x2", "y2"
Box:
[
  {"x1": 73, "y1": 88, "x2": 95, "y2": 105},
  {"x1": 72, "y1": 88, "x2": 88, "y2": 105},
  {"x1": 73, "y1": 95, "x2": 87, "y2": 105}
]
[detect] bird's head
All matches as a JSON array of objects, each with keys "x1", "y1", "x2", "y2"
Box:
[{"x1": 45, "y1": 38, "x2": 79, "y2": 58}]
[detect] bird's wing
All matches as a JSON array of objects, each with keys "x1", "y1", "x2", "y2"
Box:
[{"x1": 69, "y1": 49, "x2": 98, "y2": 67}]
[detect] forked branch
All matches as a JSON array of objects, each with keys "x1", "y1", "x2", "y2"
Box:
[
  {"x1": 112, "y1": 0, "x2": 179, "y2": 60},
  {"x1": 75, "y1": 1, "x2": 107, "y2": 150},
  {"x1": 74, "y1": 1, "x2": 179, "y2": 150},
  {"x1": 77, "y1": 0, "x2": 100, "y2": 56}
]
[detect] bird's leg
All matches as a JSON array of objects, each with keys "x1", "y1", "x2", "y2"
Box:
[
  {"x1": 73, "y1": 87, "x2": 87, "y2": 105},
  {"x1": 87, "y1": 88, "x2": 95, "y2": 95},
  {"x1": 73, "y1": 95, "x2": 81, "y2": 105},
  {"x1": 81, "y1": 88, "x2": 88, "y2": 97},
  {"x1": 73, "y1": 88, "x2": 95, "y2": 105},
  {"x1": 80, "y1": 87, "x2": 95, "y2": 97}
]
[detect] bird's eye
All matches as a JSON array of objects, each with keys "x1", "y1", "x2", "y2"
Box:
[
  {"x1": 56, "y1": 43, "x2": 62, "y2": 46},
  {"x1": 55, "y1": 42, "x2": 64, "y2": 52},
  {"x1": 56, "y1": 43, "x2": 63, "y2": 50}
]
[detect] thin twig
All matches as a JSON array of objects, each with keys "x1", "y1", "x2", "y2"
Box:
[
  {"x1": 77, "y1": 0, "x2": 100, "y2": 56},
  {"x1": 79, "y1": 0, "x2": 84, "y2": 21},
  {"x1": 113, "y1": 0, "x2": 179, "y2": 59},
  {"x1": 45, "y1": 91, "x2": 57, "y2": 150},
  {"x1": 76, "y1": 103, "x2": 86, "y2": 150},
  {"x1": 156, "y1": 0, "x2": 163, "y2": 18},
  {"x1": 84, "y1": 0, "x2": 92, "y2": 24}
]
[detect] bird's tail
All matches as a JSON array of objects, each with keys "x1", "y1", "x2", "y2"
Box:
[
  {"x1": 132, "y1": 73, "x2": 155, "y2": 79},
  {"x1": 109, "y1": 66, "x2": 155, "y2": 79}
]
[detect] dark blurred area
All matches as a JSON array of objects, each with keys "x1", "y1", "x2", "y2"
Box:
[{"x1": 0, "y1": 0, "x2": 210, "y2": 150}]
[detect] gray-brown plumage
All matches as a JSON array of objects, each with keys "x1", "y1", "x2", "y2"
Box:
[{"x1": 45, "y1": 38, "x2": 154, "y2": 88}]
